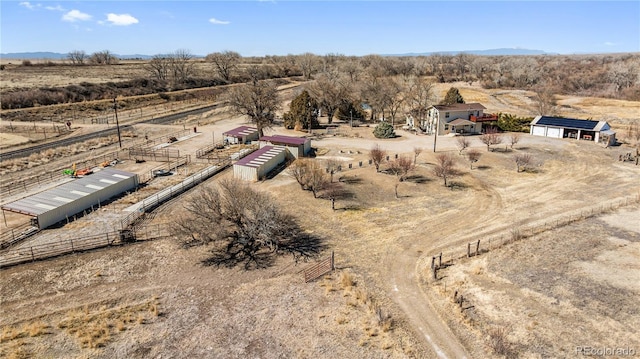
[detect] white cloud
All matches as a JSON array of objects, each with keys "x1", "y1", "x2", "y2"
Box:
[
  {"x1": 19, "y1": 2, "x2": 39, "y2": 10},
  {"x1": 209, "y1": 17, "x2": 230, "y2": 25},
  {"x1": 106, "y1": 13, "x2": 139, "y2": 26},
  {"x1": 45, "y1": 5, "x2": 65, "y2": 12},
  {"x1": 62, "y1": 9, "x2": 92, "y2": 22}
]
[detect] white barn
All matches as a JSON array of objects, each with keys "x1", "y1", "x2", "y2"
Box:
[
  {"x1": 530, "y1": 116, "x2": 616, "y2": 145},
  {"x1": 223, "y1": 126, "x2": 259, "y2": 145},
  {"x1": 233, "y1": 145, "x2": 287, "y2": 181}
]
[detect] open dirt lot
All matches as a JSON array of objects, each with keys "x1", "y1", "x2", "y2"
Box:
[{"x1": 2, "y1": 81, "x2": 640, "y2": 358}]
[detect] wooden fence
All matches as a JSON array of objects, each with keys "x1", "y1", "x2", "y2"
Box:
[
  {"x1": 304, "y1": 251, "x2": 335, "y2": 282},
  {"x1": 195, "y1": 141, "x2": 226, "y2": 159},
  {"x1": 0, "y1": 223, "x2": 38, "y2": 249}
]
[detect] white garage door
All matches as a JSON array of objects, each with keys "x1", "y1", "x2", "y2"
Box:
[
  {"x1": 546, "y1": 128, "x2": 561, "y2": 138},
  {"x1": 532, "y1": 126, "x2": 546, "y2": 136}
]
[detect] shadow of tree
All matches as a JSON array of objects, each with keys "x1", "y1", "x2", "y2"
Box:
[
  {"x1": 201, "y1": 224, "x2": 326, "y2": 270},
  {"x1": 338, "y1": 175, "x2": 363, "y2": 184},
  {"x1": 404, "y1": 174, "x2": 431, "y2": 183}
]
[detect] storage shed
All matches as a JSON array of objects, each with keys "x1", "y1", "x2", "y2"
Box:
[
  {"x1": 530, "y1": 116, "x2": 616, "y2": 145},
  {"x1": 259, "y1": 135, "x2": 311, "y2": 159},
  {"x1": 223, "y1": 126, "x2": 259, "y2": 144},
  {"x1": 1, "y1": 168, "x2": 138, "y2": 229},
  {"x1": 233, "y1": 145, "x2": 287, "y2": 181}
]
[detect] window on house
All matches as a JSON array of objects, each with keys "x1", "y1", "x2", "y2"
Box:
[
  {"x1": 445, "y1": 112, "x2": 450, "y2": 118},
  {"x1": 444, "y1": 125, "x2": 449, "y2": 130}
]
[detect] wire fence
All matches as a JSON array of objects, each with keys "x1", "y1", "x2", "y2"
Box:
[{"x1": 429, "y1": 193, "x2": 640, "y2": 275}]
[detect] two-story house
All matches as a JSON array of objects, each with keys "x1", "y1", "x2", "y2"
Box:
[{"x1": 423, "y1": 103, "x2": 487, "y2": 135}]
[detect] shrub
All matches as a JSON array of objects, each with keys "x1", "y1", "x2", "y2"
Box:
[{"x1": 373, "y1": 121, "x2": 396, "y2": 138}]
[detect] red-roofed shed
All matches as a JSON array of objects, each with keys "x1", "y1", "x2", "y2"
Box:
[{"x1": 259, "y1": 135, "x2": 311, "y2": 158}]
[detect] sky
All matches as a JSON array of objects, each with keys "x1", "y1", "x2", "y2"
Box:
[{"x1": 1, "y1": 1, "x2": 639, "y2": 57}]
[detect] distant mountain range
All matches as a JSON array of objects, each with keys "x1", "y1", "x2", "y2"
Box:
[{"x1": 0, "y1": 48, "x2": 554, "y2": 60}]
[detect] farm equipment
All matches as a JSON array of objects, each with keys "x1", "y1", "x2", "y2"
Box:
[{"x1": 63, "y1": 163, "x2": 93, "y2": 177}]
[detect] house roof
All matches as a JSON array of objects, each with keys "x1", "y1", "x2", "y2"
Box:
[
  {"x1": 449, "y1": 119, "x2": 476, "y2": 126},
  {"x1": 433, "y1": 103, "x2": 486, "y2": 112},
  {"x1": 223, "y1": 126, "x2": 258, "y2": 138},
  {"x1": 531, "y1": 116, "x2": 608, "y2": 131},
  {"x1": 1, "y1": 168, "x2": 136, "y2": 216},
  {"x1": 234, "y1": 145, "x2": 286, "y2": 168},
  {"x1": 260, "y1": 135, "x2": 309, "y2": 146}
]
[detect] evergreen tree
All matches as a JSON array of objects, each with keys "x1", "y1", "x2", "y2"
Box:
[
  {"x1": 441, "y1": 87, "x2": 465, "y2": 105},
  {"x1": 283, "y1": 90, "x2": 319, "y2": 130},
  {"x1": 373, "y1": 121, "x2": 396, "y2": 138}
]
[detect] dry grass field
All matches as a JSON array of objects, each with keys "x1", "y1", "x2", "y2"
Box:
[{"x1": 1, "y1": 62, "x2": 640, "y2": 358}]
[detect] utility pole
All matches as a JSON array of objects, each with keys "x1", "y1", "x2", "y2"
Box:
[
  {"x1": 113, "y1": 98, "x2": 122, "y2": 148},
  {"x1": 433, "y1": 118, "x2": 438, "y2": 152},
  {"x1": 350, "y1": 109, "x2": 353, "y2": 128},
  {"x1": 308, "y1": 101, "x2": 312, "y2": 135}
]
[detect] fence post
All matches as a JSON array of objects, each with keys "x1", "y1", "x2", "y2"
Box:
[
  {"x1": 70, "y1": 239, "x2": 74, "y2": 252},
  {"x1": 476, "y1": 240, "x2": 480, "y2": 256},
  {"x1": 331, "y1": 251, "x2": 335, "y2": 270},
  {"x1": 30, "y1": 247, "x2": 35, "y2": 262},
  {"x1": 467, "y1": 243, "x2": 471, "y2": 257},
  {"x1": 439, "y1": 252, "x2": 442, "y2": 267}
]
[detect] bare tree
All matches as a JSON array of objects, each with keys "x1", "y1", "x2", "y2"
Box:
[
  {"x1": 369, "y1": 144, "x2": 387, "y2": 172},
  {"x1": 466, "y1": 149, "x2": 481, "y2": 169},
  {"x1": 514, "y1": 153, "x2": 534, "y2": 172},
  {"x1": 509, "y1": 132, "x2": 521, "y2": 149},
  {"x1": 146, "y1": 55, "x2": 171, "y2": 80},
  {"x1": 413, "y1": 146, "x2": 423, "y2": 164},
  {"x1": 406, "y1": 76, "x2": 435, "y2": 132},
  {"x1": 226, "y1": 77, "x2": 280, "y2": 137},
  {"x1": 479, "y1": 128, "x2": 503, "y2": 152},
  {"x1": 308, "y1": 71, "x2": 351, "y2": 124},
  {"x1": 288, "y1": 159, "x2": 328, "y2": 197},
  {"x1": 296, "y1": 53, "x2": 320, "y2": 80},
  {"x1": 171, "y1": 49, "x2": 196, "y2": 83},
  {"x1": 533, "y1": 82, "x2": 557, "y2": 116},
  {"x1": 288, "y1": 159, "x2": 311, "y2": 189},
  {"x1": 387, "y1": 156, "x2": 414, "y2": 198},
  {"x1": 67, "y1": 50, "x2": 87, "y2": 65},
  {"x1": 173, "y1": 179, "x2": 320, "y2": 269},
  {"x1": 206, "y1": 51, "x2": 241, "y2": 82},
  {"x1": 325, "y1": 158, "x2": 341, "y2": 183},
  {"x1": 89, "y1": 50, "x2": 117, "y2": 65},
  {"x1": 433, "y1": 153, "x2": 457, "y2": 187},
  {"x1": 456, "y1": 136, "x2": 470, "y2": 154}
]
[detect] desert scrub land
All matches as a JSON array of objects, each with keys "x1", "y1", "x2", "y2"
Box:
[{"x1": 425, "y1": 205, "x2": 640, "y2": 358}]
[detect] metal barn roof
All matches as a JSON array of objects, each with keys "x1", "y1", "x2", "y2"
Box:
[
  {"x1": 223, "y1": 126, "x2": 258, "y2": 138},
  {"x1": 1, "y1": 168, "x2": 137, "y2": 216},
  {"x1": 533, "y1": 116, "x2": 600, "y2": 130},
  {"x1": 235, "y1": 146, "x2": 286, "y2": 168},
  {"x1": 260, "y1": 135, "x2": 309, "y2": 146}
]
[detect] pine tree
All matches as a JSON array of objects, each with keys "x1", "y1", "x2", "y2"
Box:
[
  {"x1": 441, "y1": 87, "x2": 465, "y2": 105},
  {"x1": 283, "y1": 90, "x2": 319, "y2": 130}
]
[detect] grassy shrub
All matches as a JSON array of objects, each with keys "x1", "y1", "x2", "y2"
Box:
[{"x1": 373, "y1": 122, "x2": 396, "y2": 139}]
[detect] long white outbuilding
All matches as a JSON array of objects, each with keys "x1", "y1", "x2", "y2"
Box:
[{"x1": 1, "y1": 168, "x2": 138, "y2": 229}]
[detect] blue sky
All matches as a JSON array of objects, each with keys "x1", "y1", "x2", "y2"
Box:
[{"x1": 1, "y1": 1, "x2": 639, "y2": 56}]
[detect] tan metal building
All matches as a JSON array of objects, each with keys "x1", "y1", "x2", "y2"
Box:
[{"x1": 233, "y1": 145, "x2": 287, "y2": 181}]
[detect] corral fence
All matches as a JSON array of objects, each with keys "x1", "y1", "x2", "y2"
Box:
[
  {"x1": 120, "y1": 158, "x2": 232, "y2": 230},
  {"x1": 0, "y1": 225, "x2": 166, "y2": 269},
  {"x1": 195, "y1": 140, "x2": 226, "y2": 159},
  {"x1": 304, "y1": 251, "x2": 335, "y2": 282},
  {"x1": 128, "y1": 148, "x2": 181, "y2": 162},
  {"x1": 0, "y1": 150, "x2": 122, "y2": 199},
  {"x1": 429, "y1": 193, "x2": 640, "y2": 280},
  {"x1": 0, "y1": 223, "x2": 38, "y2": 250},
  {"x1": 146, "y1": 155, "x2": 191, "y2": 179}
]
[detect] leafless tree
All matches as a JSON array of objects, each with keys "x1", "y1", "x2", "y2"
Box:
[
  {"x1": 226, "y1": 77, "x2": 280, "y2": 137},
  {"x1": 170, "y1": 49, "x2": 196, "y2": 83},
  {"x1": 296, "y1": 53, "x2": 320, "y2": 80},
  {"x1": 413, "y1": 146, "x2": 423, "y2": 164},
  {"x1": 514, "y1": 153, "x2": 534, "y2": 172},
  {"x1": 206, "y1": 51, "x2": 241, "y2": 82},
  {"x1": 456, "y1": 136, "x2": 470, "y2": 154},
  {"x1": 509, "y1": 132, "x2": 521, "y2": 149},
  {"x1": 67, "y1": 50, "x2": 87, "y2": 65},
  {"x1": 288, "y1": 159, "x2": 311, "y2": 189},
  {"x1": 146, "y1": 55, "x2": 171, "y2": 80},
  {"x1": 369, "y1": 144, "x2": 387, "y2": 172},
  {"x1": 466, "y1": 149, "x2": 481, "y2": 169},
  {"x1": 173, "y1": 179, "x2": 320, "y2": 269},
  {"x1": 288, "y1": 159, "x2": 328, "y2": 197},
  {"x1": 382, "y1": 77, "x2": 405, "y2": 126},
  {"x1": 433, "y1": 153, "x2": 457, "y2": 187},
  {"x1": 533, "y1": 82, "x2": 557, "y2": 116},
  {"x1": 406, "y1": 76, "x2": 435, "y2": 132},
  {"x1": 479, "y1": 128, "x2": 503, "y2": 151},
  {"x1": 387, "y1": 156, "x2": 414, "y2": 198},
  {"x1": 325, "y1": 158, "x2": 341, "y2": 183},
  {"x1": 89, "y1": 50, "x2": 117, "y2": 65},
  {"x1": 308, "y1": 71, "x2": 351, "y2": 124}
]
